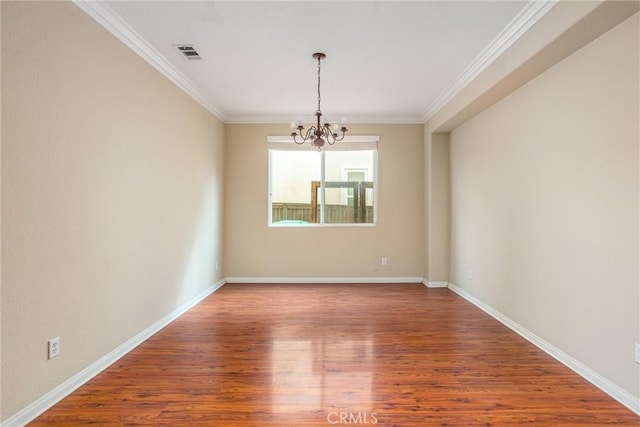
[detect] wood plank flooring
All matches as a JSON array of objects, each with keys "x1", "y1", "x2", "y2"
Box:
[{"x1": 30, "y1": 284, "x2": 639, "y2": 426}]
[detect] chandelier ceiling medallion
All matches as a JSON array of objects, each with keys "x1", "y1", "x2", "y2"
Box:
[{"x1": 290, "y1": 52, "x2": 348, "y2": 150}]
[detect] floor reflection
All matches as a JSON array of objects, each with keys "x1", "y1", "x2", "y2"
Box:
[{"x1": 271, "y1": 337, "x2": 374, "y2": 415}]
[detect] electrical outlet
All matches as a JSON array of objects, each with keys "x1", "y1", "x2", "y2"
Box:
[
  {"x1": 215, "y1": 262, "x2": 219, "y2": 271},
  {"x1": 48, "y1": 336, "x2": 60, "y2": 359},
  {"x1": 469, "y1": 269, "x2": 473, "y2": 280},
  {"x1": 381, "y1": 257, "x2": 388, "y2": 266},
  {"x1": 635, "y1": 343, "x2": 640, "y2": 364}
]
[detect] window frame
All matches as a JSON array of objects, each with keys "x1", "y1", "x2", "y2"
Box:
[{"x1": 267, "y1": 135, "x2": 379, "y2": 227}]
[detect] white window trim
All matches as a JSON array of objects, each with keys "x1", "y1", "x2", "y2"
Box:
[
  {"x1": 267, "y1": 135, "x2": 379, "y2": 227},
  {"x1": 267, "y1": 135, "x2": 379, "y2": 151}
]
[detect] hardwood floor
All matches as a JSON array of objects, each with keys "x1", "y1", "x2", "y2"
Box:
[{"x1": 30, "y1": 283, "x2": 638, "y2": 426}]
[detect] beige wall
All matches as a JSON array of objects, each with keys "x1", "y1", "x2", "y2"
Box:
[
  {"x1": 427, "y1": 1, "x2": 639, "y2": 134},
  {"x1": 449, "y1": 13, "x2": 639, "y2": 398},
  {"x1": 1, "y1": 1, "x2": 225, "y2": 420},
  {"x1": 424, "y1": 131, "x2": 450, "y2": 283},
  {"x1": 2, "y1": 0, "x2": 638, "y2": 421},
  {"x1": 225, "y1": 124, "x2": 424, "y2": 279}
]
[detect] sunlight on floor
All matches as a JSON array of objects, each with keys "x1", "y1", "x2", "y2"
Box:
[{"x1": 270, "y1": 337, "x2": 374, "y2": 414}]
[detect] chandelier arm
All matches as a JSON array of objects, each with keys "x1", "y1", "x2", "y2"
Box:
[
  {"x1": 292, "y1": 133, "x2": 306, "y2": 145},
  {"x1": 304, "y1": 126, "x2": 317, "y2": 142},
  {"x1": 319, "y1": 127, "x2": 334, "y2": 145},
  {"x1": 332, "y1": 128, "x2": 348, "y2": 142}
]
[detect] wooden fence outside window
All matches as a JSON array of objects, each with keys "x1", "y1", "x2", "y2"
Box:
[{"x1": 272, "y1": 203, "x2": 374, "y2": 224}]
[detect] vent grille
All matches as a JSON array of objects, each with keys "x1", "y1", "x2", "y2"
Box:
[{"x1": 175, "y1": 45, "x2": 201, "y2": 60}]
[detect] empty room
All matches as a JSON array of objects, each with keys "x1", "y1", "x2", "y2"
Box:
[{"x1": 1, "y1": 0, "x2": 639, "y2": 425}]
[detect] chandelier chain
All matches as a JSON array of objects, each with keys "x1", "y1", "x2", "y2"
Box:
[{"x1": 317, "y1": 55, "x2": 322, "y2": 113}]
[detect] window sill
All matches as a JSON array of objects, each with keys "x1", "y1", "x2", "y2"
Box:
[{"x1": 268, "y1": 222, "x2": 377, "y2": 228}]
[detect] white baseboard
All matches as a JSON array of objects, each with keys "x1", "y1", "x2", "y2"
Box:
[
  {"x1": 225, "y1": 276, "x2": 424, "y2": 284},
  {"x1": 447, "y1": 282, "x2": 640, "y2": 416},
  {"x1": 2, "y1": 280, "x2": 226, "y2": 427},
  {"x1": 8, "y1": 279, "x2": 636, "y2": 424},
  {"x1": 423, "y1": 280, "x2": 448, "y2": 288}
]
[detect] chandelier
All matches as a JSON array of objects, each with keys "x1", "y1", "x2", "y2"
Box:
[{"x1": 290, "y1": 52, "x2": 348, "y2": 150}]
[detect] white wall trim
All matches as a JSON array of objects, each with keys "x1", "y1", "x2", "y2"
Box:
[
  {"x1": 1, "y1": 280, "x2": 226, "y2": 427},
  {"x1": 225, "y1": 114, "x2": 425, "y2": 125},
  {"x1": 9, "y1": 278, "x2": 635, "y2": 424},
  {"x1": 420, "y1": 0, "x2": 558, "y2": 122},
  {"x1": 423, "y1": 280, "x2": 448, "y2": 288},
  {"x1": 72, "y1": 0, "x2": 226, "y2": 122},
  {"x1": 267, "y1": 135, "x2": 380, "y2": 145},
  {"x1": 447, "y1": 282, "x2": 640, "y2": 416},
  {"x1": 73, "y1": 0, "x2": 557, "y2": 126},
  {"x1": 225, "y1": 276, "x2": 424, "y2": 284}
]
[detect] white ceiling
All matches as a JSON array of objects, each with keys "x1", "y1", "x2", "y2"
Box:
[{"x1": 83, "y1": 1, "x2": 551, "y2": 124}]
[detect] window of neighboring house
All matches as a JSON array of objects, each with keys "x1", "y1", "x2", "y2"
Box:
[
  {"x1": 342, "y1": 169, "x2": 368, "y2": 206},
  {"x1": 268, "y1": 136, "x2": 379, "y2": 226}
]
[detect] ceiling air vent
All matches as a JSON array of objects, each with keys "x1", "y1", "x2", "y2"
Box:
[{"x1": 175, "y1": 45, "x2": 201, "y2": 60}]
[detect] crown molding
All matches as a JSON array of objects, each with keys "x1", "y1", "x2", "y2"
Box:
[
  {"x1": 420, "y1": 0, "x2": 558, "y2": 123},
  {"x1": 224, "y1": 114, "x2": 425, "y2": 125},
  {"x1": 73, "y1": 0, "x2": 556, "y2": 126},
  {"x1": 72, "y1": 0, "x2": 227, "y2": 122}
]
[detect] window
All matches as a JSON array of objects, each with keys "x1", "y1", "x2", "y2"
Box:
[{"x1": 268, "y1": 136, "x2": 378, "y2": 226}]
